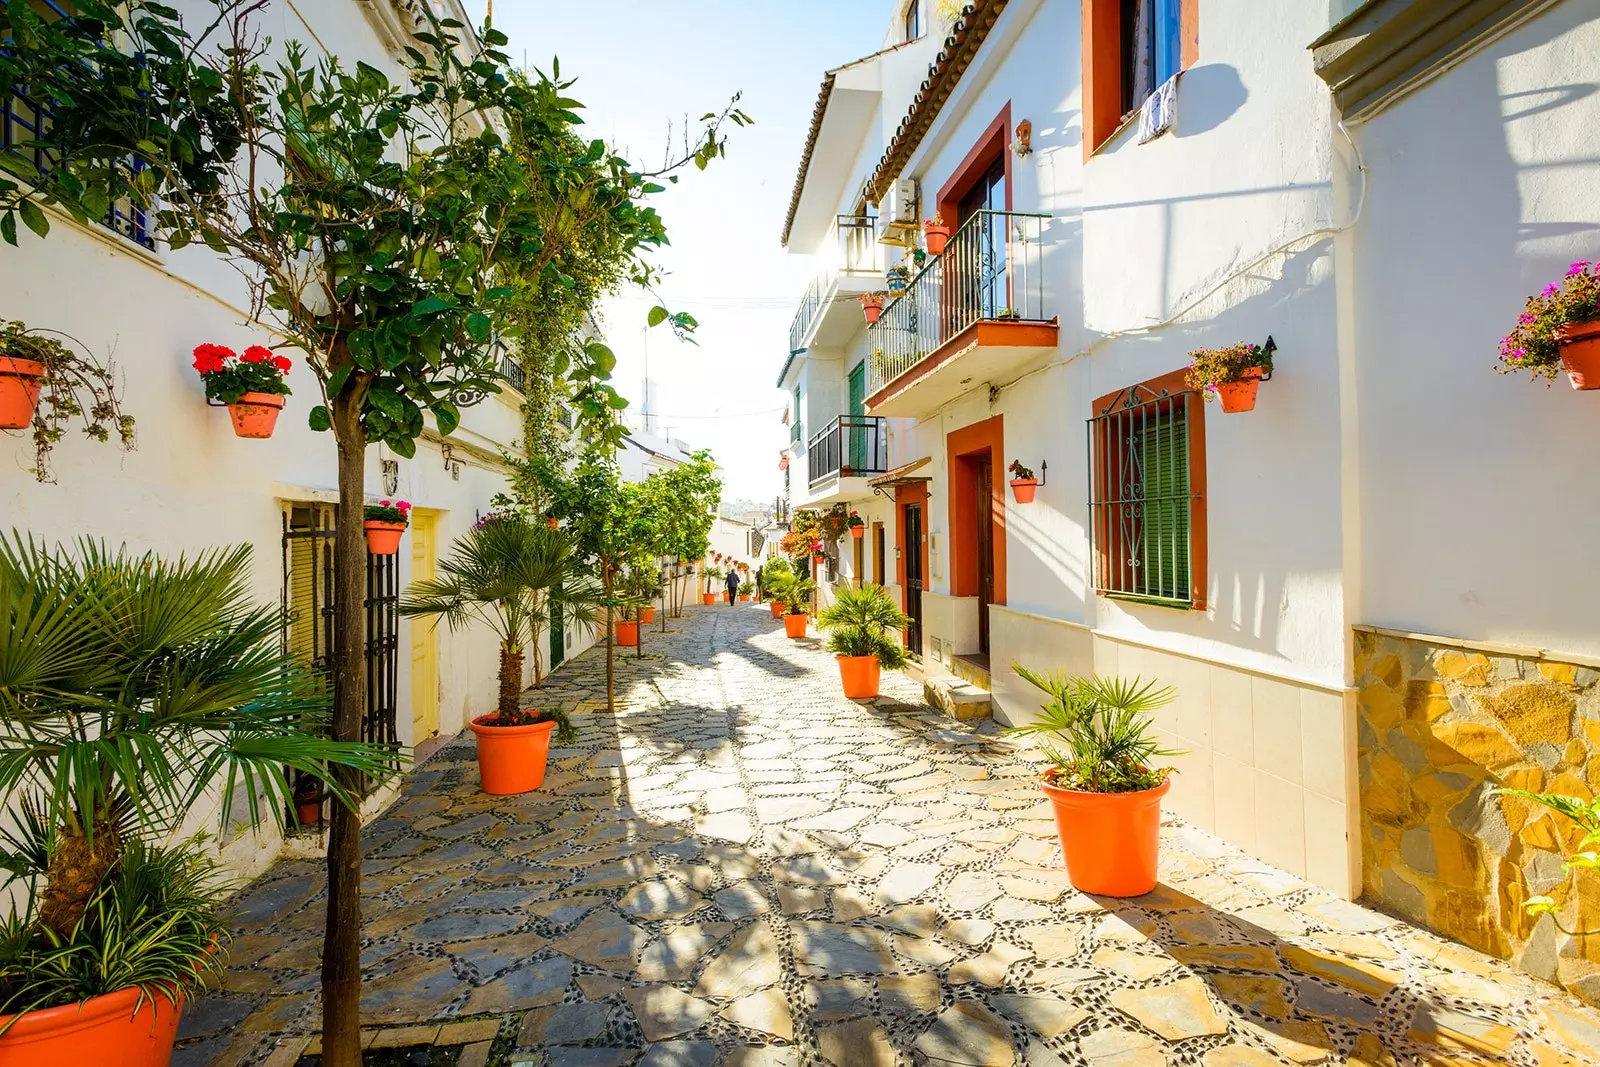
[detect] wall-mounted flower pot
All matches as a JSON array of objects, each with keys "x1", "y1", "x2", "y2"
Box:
[
  {"x1": 615, "y1": 621, "x2": 639, "y2": 647},
  {"x1": 639, "y1": 607, "x2": 656, "y2": 624},
  {"x1": 1010, "y1": 478, "x2": 1038, "y2": 504},
  {"x1": 364, "y1": 520, "x2": 407, "y2": 555},
  {"x1": 0, "y1": 983, "x2": 183, "y2": 1067},
  {"x1": 837, "y1": 654, "x2": 881, "y2": 699},
  {"x1": 469, "y1": 714, "x2": 555, "y2": 794},
  {"x1": 225, "y1": 391, "x2": 285, "y2": 439},
  {"x1": 770, "y1": 601, "x2": 785, "y2": 618},
  {"x1": 784, "y1": 613, "x2": 809, "y2": 639},
  {"x1": 296, "y1": 798, "x2": 322, "y2": 825},
  {"x1": 0, "y1": 356, "x2": 44, "y2": 430},
  {"x1": 1556, "y1": 320, "x2": 1600, "y2": 390},
  {"x1": 860, "y1": 295, "x2": 883, "y2": 325},
  {"x1": 850, "y1": 526, "x2": 864, "y2": 539},
  {"x1": 924, "y1": 223, "x2": 950, "y2": 257},
  {"x1": 1040, "y1": 769, "x2": 1169, "y2": 896},
  {"x1": 702, "y1": 593, "x2": 717, "y2": 606},
  {"x1": 1215, "y1": 366, "x2": 1265, "y2": 413}
]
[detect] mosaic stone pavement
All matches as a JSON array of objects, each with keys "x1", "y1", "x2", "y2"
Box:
[{"x1": 180, "y1": 603, "x2": 1600, "y2": 1066}]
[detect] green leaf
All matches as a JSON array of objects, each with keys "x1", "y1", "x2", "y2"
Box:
[
  {"x1": 16, "y1": 199, "x2": 48, "y2": 240},
  {"x1": 431, "y1": 400, "x2": 460, "y2": 436},
  {"x1": 465, "y1": 313, "x2": 492, "y2": 342},
  {"x1": 389, "y1": 435, "x2": 417, "y2": 459},
  {"x1": 367, "y1": 385, "x2": 405, "y2": 420},
  {"x1": 647, "y1": 306, "x2": 669, "y2": 328},
  {"x1": 308, "y1": 405, "x2": 331, "y2": 432},
  {"x1": 413, "y1": 295, "x2": 455, "y2": 315},
  {"x1": 0, "y1": 213, "x2": 17, "y2": 247}
]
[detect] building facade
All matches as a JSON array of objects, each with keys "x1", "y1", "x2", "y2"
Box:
[{"x1": 779, "y1": 0, "x2": 1600, "y2": 999}]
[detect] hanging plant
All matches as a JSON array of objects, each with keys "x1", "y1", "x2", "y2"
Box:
[
  {"x1": 0, "y1": 321, "x2": 134, "y2": 482},
  {"x1": 363, "y1": 499, "x2": 411, "y2": 555},
  {"x1": 1184, "y1": 341, "x2": 1274, "y2": 413},
  {"x1": 848, "y1": 510, "x2": 865, "y2": 538},
  {"x1": 859, "y1": 292, "x2": 884, "y2": 326},
  {"x1": 818, "y1": 503, "x2": 851, "y2": 542},
  {"x1": 193, "y1": 342, "x2": 293, "y2": 438},
  {"x1": 1499, "y1": 260, "x2": 1600, "y2": 389},
  {"x1": 923, "y1": 213, "x2": 950, "y2": 256},
  {"x1": 1008, "y1": 459, "x2": 1039, "y2": 504}
]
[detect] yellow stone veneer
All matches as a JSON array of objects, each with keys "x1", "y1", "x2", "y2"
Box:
[{"x1": 1355, "y1": 630, "x2": 1600, "y2": 1003}]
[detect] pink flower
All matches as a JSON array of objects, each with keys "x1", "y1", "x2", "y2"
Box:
[
  {"x1": 397, "y1": 500, "x2": 412, "y2": 514},
  {"x1": 1542, "y1": 282, "x2": 1561, "y2": 298},
  {"x1": 1567, "y1": 261, "x2": 1591, "y2": 277},
  {"x1": 1518, "y1": 312, "x2": 1535, "y2": 325},
  {"x1": 378, "y1": 499, "x2": 391, "y2": 507}
]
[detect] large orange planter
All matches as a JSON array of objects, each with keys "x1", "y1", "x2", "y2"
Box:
[
  {"x1": 1557, "y1": 320, "x2": 1600, "y2": 390},
  {"x1": 0, "y1": 984, "x2": 182, "y2": 1067},
  {"x1": 783, "y1": 613, "x2": 808, "y2": 639},
  {"x1": 616, "y1": 621, "x2": 639, "y2": 647},
  {"x1": 702, "y1": 593, "x2": 717, "y2": 605},
  {"x1": 738, "y1": 594, "x2": 751, "y2": 602},
  {"x1": 639, "y1": 607, "x2": 656, "y2": 624},
  {"x1": 1215, "y1": 366, "x2": 1264, "y2": 413},
  {"x1": 837, "y1": 655, "x2": 881, "y2": 699},
  {"x1": 225, "y1": 391, "x2": 285, "y2": 439},
  {"x1": 770, "y1": 601, "x2": 785, "y2": 618},
  {"x1": 364, "y1": 520, "x2": 407, "y2": 555},
  {"x1": 1040, "y1": 770, "x2": 1170, "y2": 896},
  {"x1": 0, "y1": 355, "x2": 44, "y2": 430},
  {"x1": 468, "y1": 714, "x2": 555, "y2": 794}
]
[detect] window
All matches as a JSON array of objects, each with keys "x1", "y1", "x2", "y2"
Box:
[
  {"x1": 791, "y1": 385, "x2": 804, "y2": 444},
  {"x1": 1119, "y1": 0, "x2": 1184, "y2": 115},
  {"x1": 1083, "y1": 0, "x2": 1196, "y2": 156},
  {"x1": 1087, "y1": 372, "x2": 1205, "y2": 608},
  {"x1": 903, "y1": 1, "x2": 921, "y2": 42}
]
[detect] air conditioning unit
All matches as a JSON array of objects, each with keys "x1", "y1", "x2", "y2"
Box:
[{"x1": 876, "y1": 178, "x2": 919, "y2": 245}]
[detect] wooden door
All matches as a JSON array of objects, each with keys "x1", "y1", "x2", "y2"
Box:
[
  {"x1": 903, "y1": 503, "x2": 924, "y2": 656},
  {"x1": 409, "y1": 511, "x2": 439, "y2": 741},
  {"x1": 975, "y1": 457, "x2": 994, "y2": 655}
]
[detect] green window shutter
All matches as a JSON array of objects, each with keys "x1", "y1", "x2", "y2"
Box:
[
  {"x1": 1138, "y1": 408, "x2": 1189, "y2": 603},
  {"x1": 792, "y1": 386, "x2": 803, "y2": 443}
]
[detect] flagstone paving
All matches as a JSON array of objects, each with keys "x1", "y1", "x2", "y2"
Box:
[{"x1": 180, "y1": 605, "x2": 1600, "y2": 1066}]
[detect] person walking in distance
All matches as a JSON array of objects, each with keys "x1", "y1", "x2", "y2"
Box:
[{"x1": 724, "y1": 564, "x2": 741, "y2": 605}]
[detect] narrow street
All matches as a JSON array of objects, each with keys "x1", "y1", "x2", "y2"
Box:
[{"x1": 184, "y1": 604, "x2": 1600, "y2": 1067}]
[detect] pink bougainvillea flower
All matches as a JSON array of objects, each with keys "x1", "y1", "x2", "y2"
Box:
[{"x1": 1567, "y1": 261, "x2": 1591, "y2": 277}]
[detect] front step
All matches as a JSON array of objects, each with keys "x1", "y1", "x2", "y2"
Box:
[{"x1": 925, "y1": 676, "x2": 992, "y2": 720}]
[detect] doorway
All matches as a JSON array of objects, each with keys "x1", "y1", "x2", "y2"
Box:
[
  {"x1": 972, "y1": 454, "x2": 995, "y2": 655},
  {"x1": 847, "y1": 363, "x2": 868, "y2": 473},
  {"x1": 409, "y1": 510, "x2": 439, "y2": 743},
  {"x1": 946, "y1": 414, "x2": 1007, "y2": 661},
  {"x1": 902, "y1": 502, "x2": 924, "y2": 656}
]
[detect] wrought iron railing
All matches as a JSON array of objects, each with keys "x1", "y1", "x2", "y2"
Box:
[
  {"x1": 865, "y1": 209, "x2": 1049, "y2": 397},
  {"x1": 807, "y1": 414, "x2": 888, "y2": 487},
  {"x1": 787, "y1": 214, "x2": 882, "y2": 354}
]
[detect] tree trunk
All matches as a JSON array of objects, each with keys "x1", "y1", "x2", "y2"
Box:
[
  {"x1": 38, "y1": 821, "x2": 120, "y2": 938},
  {"x1": 660, "y1": 582, "x2": 667, "y2": 633},
  {"x1": 321, "y1": 388, "x2": 369, "y2": 1067},
  {"x1": 499, "y1": 644, "x2": 525, "y2": 717},
  {"x1": 603, "y1": 565, "x2": 615, "y2": 713}
]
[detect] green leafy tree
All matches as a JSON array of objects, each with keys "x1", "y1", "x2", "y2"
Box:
[{"x1": 640, "y1": 451, "x2": 721, "y2": 617}]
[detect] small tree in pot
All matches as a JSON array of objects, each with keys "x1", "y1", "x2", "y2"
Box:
[
  {"x1": 1006, "y1": 669, "x2": 1180, "y2": 896},
  {"x1": 817, "y1": 584, "x2": 911, "y2": 699}
]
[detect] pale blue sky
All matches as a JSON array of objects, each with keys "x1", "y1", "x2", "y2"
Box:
[{"x1": 460, "y1": 2, "x2": 891, "y2": 502}]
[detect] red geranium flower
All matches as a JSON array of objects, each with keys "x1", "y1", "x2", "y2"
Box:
[
  {"x1": 241, "y1": 345, "x2": 271, "y2": 363},
  {"x1": 192, "y1": 342, "x2": 234, "y2": 375},
  {"x1": 272, "y1": 355, "x2": 292, "y2": 373}
]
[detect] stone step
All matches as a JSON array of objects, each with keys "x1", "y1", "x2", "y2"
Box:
[{"x1": 925, "y1": 677, "x2": 992, "y2": 720}]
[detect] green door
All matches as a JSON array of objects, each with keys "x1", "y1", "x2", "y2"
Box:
[{"x1": 848, "y1": 363, "x2": 868, "y2": 472}]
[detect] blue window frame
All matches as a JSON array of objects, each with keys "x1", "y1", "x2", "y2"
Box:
[{"x1": 1153, "y1": 0, "x2": 1182, "y2": 87}]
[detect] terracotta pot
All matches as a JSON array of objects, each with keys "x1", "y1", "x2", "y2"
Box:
[
  {"x1": 850, "y1": 526, "x2": 864, "y2": 539},
  {"x1": 296, "y1": 799, "x2": 321, "y2": 825},
  {"x1": 468, "y1": 714, "x2": 556, "y2": 794},
  {"x1": 615, "y1": 621, "x2": 639, "y2": 647},
  {"x1": 1040, "y1": 770, "x2": 1170, "y2": 896},
  {"x1": 783, "y1": 613, "x2": 809, "y2": 639},
  {"x1": 639, "y1": 607, "x2": 656, "y2": 624},
  {"x1": 0, "y1": 984, "x2": 183, "y2": 1067},
  {"x1": 738, "y1": 594, "x2": 751, "y2": 602},
  {"x1": 837, "y1": 654, "x2": 881, "y2": 699},
  {"x1": 364, "y1": 520, "x2": 407, "y2": 555},
  {"x1": 860, "y1": 297, "x2": 883, "y2": 325},
  {"x1": 770, "y1": 601, "x2": 785, "y2": 618},
  {"x1": 546, "y1": 517, "x2": 559, "y2": 530},
  {"x1": 924, "y1": 223, "x2": 950, "y2": 256},
  {"x1": 702, "y1": 593, "x2": 717, "y2": 605},
  {"x1": 1010, "y1": 478, "x2": 1038, "y2": 504},
  {"x1": 0, "y1": 355, "x2": 44, "y2": 430},
  {"x1": 1557, "y1": 320, "x2": 1600, "y2": 390},
  {"x1": 225, "y1": 391, "x2": 285, "y2": 439},
  {"x1": 1215, "y1": 365, "x2": 1264, "y2": 413}
]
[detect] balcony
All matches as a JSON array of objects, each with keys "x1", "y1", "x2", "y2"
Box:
[
  {"x1": 795, "y1": 415, "x2": 888, "y2": 506},
  {"x1": 788, "y1": 215, "x2": 884, "y2": 355},
  {"x1": 865, "y1": 210, "x2": 1057, "y2": 418}
]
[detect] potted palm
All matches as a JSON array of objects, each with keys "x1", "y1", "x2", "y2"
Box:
[
  {"x1": 774, "y1": 574, "x2": 815, "y2": 639},
  {"x1": 363, "y1": 500, "x2": 412, "y2": 555},
  {"x1": 1499, "y1": 260, "x2": 1600, "y2": 389},
  {"x1": 1006, "y1": 670, "x2": 1180, "y2": 896},
  {"x1": 1185, "y1": 340, "x2": 1275, "y2": 413},
  {"x1": 399, "y1": 516, "x2": 596, "y2": 794},
  {"x1": 703, "y1": 565, "x2": 724, "y2": 606},
  {"x1": 192, "y1": 342, "x2": 293, "y2": 438},
  {"x1": 0, "y1": 537, "x2": 390, "y2": 1063},
  {"x1": 764, "y1": 557, "x2": 794, "y2": 617},
  {"x1": 1008, "y1": 460, "x2": 1039, "y2": 504},
  {"x1": 0, "y1": 322, "x2": 134, "y2": 481},
  {"x1": 817, "y1": 584, "x2": 911, "y2": 699}
]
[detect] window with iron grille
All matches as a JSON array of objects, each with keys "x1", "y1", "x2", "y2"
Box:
[{"x1": 1087, "y1": 375, "x2": 1206, "y2": 608}]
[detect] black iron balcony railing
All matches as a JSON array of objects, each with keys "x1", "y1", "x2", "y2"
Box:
[
  {"x1": 807, "y1": 415, "x2": 888, "y2": 487},
  {"x1": 788, "y1": 215, "x2": 882, "y2": 354},
  {"x1": 866, "y1": 209, "x2": 1049, "y2": 396}
]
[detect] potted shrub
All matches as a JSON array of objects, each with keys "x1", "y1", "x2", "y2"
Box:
[
  {"x1": 886, "y1": 264, "x2": 910, "y2": 297},
  {"x1": 784, "y1": 597, "x2": 812, "y2": 638},
  {"x1": 1006, "y1": 670, "x2": 1180, "y2": 896},
  {"x1": 818, "y1": 584, "x2": 912, "y2": 699},
  {"x1": 0, "y1": 321, "x2": 134, "y2": 482},
  {"x1": 764, "y1": 558, "x2": 795, "y2": 618},
  {"x1": 363, "y1": 499, "x2": 412, "y2": 555},
  {"x1": 192, "y1": 342, "x2": 293, "y2": 438},
  {"x1": 848, "y1": 511, "x2": 865, "y2": 539},
  {"x1": 738, "y1": 580, "x2": 754, "y2": 602},
  {"x1": 859, "y1": 292, "x2": 885, "y2": 326},
  {"x1": 1184, "y1": 341, "x2": 1275, "y2": 413},
  {"x1": 0, "y1": 538, "x2": 389, "y2": 1063},
  {"x1": 703, "y1": 565, "x2": 724, "y2": 606},
  {"x1": 1008, "y1": 460, "x2": 1039, "y2": 504},
  {"x1": 923, "y1": 213, "x2": 950, "y2": 256},
  {"x1": 1499, "y1": 260, "x2": 1600, "y2": 389},
  {"x1": 400, "y1": 515, "x2": 597, "y2": 793}
]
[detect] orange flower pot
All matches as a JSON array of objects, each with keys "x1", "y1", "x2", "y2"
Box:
[
  {"x1": 468, "y1": 714, "x2": 555, "y2": 794},
  {"x1": 296, "y1": 799, "x2": 322, "y2": 825},
  {"x1": 837, "y1": 654, "x2": 881, "y2": 699},
  {"x1": 0, "y1": 356, "x2": 44, "y2": 430},
  {"x1": 1040, "y1": 770, "x2": 1170, "y2": 896},
  {"x1": 924, "y1": 223, "x2": 950, "y2": 256},
  {"x1": 702, "y1": 593, "x2": 716, "y2": 605},
  {"x1": 738, "y1": 594, "x2": 751, "y2": 602},
  {"x1": 0, "y1": 984, "x2": 182, "y2": 1067},
  {"x1": 364, "y1": 520, "x2": 407, "y2": 555},
  {"x1": 860, "y1": 295, "x2": 883, "y2": 325},
  {"x1": 546, "y1": 517, "x2": 559, "y2": 530},
  {"x1": 1557, "y1": 320, "x2": 1600, "y2": 390},
  {"x1": 850, "y1": 526, "x2": 864, "y2": 539},
  {"x1": 616, "y1": 621, "x2": 639, "y2": 647},
  {"x1": 225, "y1": 391, "x2": 285, "y2": 439},
  {"x1": 1009, "y1": 478, "x2": 1038, "y2": 504},
  {"x1": 783, "y1": 613, "x2": 808, "y2": 639},
  {"x1": 1215, "y1": 366, "x2": 1264, "y2": 413},
  {"x1": 639, "y1": 607, "x2": 656, "y2": 624},
  {"x1": 770, "y1": 601, "x2": 785, "y2": 618}
]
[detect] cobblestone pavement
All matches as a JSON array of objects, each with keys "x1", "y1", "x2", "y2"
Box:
[{"x1": 182, "y1": 603, "x2": 1600, "y2": 1066}]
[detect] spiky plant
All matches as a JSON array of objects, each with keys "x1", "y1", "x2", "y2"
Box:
[
  {"x1": 1007, "y1": 670, "x2": 1181, "y2": 793},
  {"x1": 817, "y1": 584, "x2": 911, "y2": 668}
]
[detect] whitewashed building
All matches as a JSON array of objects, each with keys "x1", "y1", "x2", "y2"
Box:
[{"x1": 778, "y1": 0, "x2": 1600, "y2": 993}]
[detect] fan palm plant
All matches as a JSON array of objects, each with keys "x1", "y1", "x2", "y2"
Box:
[
  {"x1": 0, "y1": 535, "x2": 395, "y2": 1013},
  {"x1": 817, "y1": 583, "x2": 911, "y2": 667},
  {"x1": 399, "y1": 516, "x2": 598, "y2": 735},
  {"x1": 1006, "y1": 669, "x2": 1181, "y2": 793}
]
